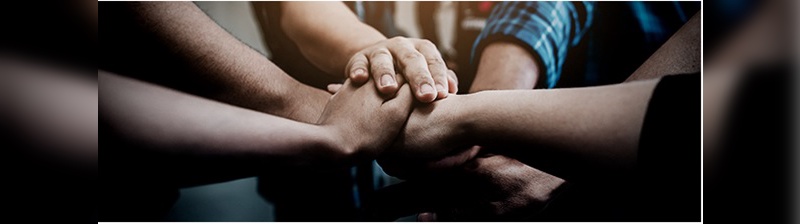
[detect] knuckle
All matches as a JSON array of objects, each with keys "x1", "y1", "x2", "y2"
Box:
[
  {"x1": 426, "y1": 56, "x2": 444, "y2": 66},
  {"x1": 415, "y1": 74, "x2": 433, "y2": 84},
  {"x1": 420, "y1": 39, "x2": 435, "y2": 47},
  {"x1": 374, "y1": 64, "x2": 394, "y2": 73},
  {"x1": 402, "y1": 52, "x2": 424, "y2": 62},
  {"x1": 349, "y1": 57, "x2": 368, "y2": 67},
  {"x1": 370, "y1": 49, "x2": 392, "y2": 59},
  {"x1": 390, "y1": 36, "x2": 407, "y2": 42}
]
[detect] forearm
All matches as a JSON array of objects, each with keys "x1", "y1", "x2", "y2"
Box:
[
  {"x1": 100, "y1": 71, "x2": 345, "y2": 184},
  {"x1": 281, "y1": 2, "x2": 386, "y2": 76},
  {"x1": 626, "y1": 12, "x2": 700, "y2": 82},
  {"x1": 458, "y1": 79, "x2": 660, "y2": 170},
  {"x1": 112, "y1": 2, "x2": 328, "y2": 123},
  {"x1": 471, "y1": 42, "x2": 541, "y2": 92}
]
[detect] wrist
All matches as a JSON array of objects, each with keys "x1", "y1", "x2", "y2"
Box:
[
  {"x1": 279, "y1": 81, "x2": 330, "y2": 123},
  {"x1": 442, "y1": 94, "x2": 479, "y2": 147},
  {"x1": 454, "y1": 92, "x2": 490, "y2": 146},
  {"x1": 313, "y1": 124, "x2": 357, "y2": 164}
]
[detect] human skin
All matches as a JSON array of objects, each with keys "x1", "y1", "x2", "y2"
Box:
[
  {"x1": 100, "y1": 70, "x2": 413, "y2": 186},
  {"x1": 626, "y1": 12, "x2": 701, "y2": 82},
  {"x1": 375, "y1": 10, "x2": 703, "y2": 222},
  {"x1": 101, "y1": 2, "x2": 330, "y2": 124},
  {"x1": 266, "y1": 2, "x2": 457, "y2": 102},
  {"x1": 472, "y1": 10, "x2": 701, "y2": 90},
  {"x1": 389, "y1": 11, "x2": 704, "y2": 221},
  {"x1": 471, "y1": 42, "x2": 541, "y2": 91},
  {"x1": 369, "y1": 155, "x2": 566, "y2": 221},
  {"x1": 418, "y1": 29, "x2": 557, "y2": 222},
  {"x1": 101, "y1": 2, "x2": 451, "y2": 128},
  {"x1": 381, "y1": 78, "x2": 661, "y2": 179}
]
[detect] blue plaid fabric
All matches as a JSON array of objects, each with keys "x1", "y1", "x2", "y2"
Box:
[
  {"x1": 472, "y1": 2, "x2": 696, "y2": 88},
  {"x1": 471, "y1": 2, "x2": 595, "y2": 89}
]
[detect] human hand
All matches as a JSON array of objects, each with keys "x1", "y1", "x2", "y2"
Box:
[
  {"x1": 376, "y1": 94, "x2": 477, "y2": 178},
  {"x1": 367, "y1": 155, "x2": 568, "y2": 221},
  {"x1": 345, "y1": 37, "x2": 459, "y2": 103},
  {"x1": 421, "y1": 155, "x2": 567, "y2": 221},
  {"x1": 316, "y1": 78, "x2": 414, "y2": 161}
]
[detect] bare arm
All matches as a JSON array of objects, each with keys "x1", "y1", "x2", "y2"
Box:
[
  {"x1": 279, "y1": 2, "x2": 384, "y2": 77},
  {"x1": 279, "y1": 2, "x2": 456, "y2": 102},
  {"x1": 102, "y1": 2, "x2": 329, "y2": 123},
  {"x1": 471, "y1": 42, "x2": 541, "y2": 92},
  {"x1": 464, "y1": 80, "x2": 658, "y2": 169},
  {"x1": 626, "y1": 12, "x2": 701, "y2": 82},
  {"x1": 100, "y1": 70, "x2": 413, "y2": 186},
  {"x1": 383, "y1": 79, "x2": 660, "y2": 178}
]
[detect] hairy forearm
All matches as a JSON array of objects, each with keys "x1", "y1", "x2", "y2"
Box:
[
  {"x1": 281, "y1": 2, "x2": 386, "y2": 76},
  {"x1": 115, "y1": 2, "x2": 329, "y2": 123},
  {"x1": 471, "y1": 42, "x2": 541, "y2": 92},
  {"x1": 100, "y1": 71, "x2": 345, "y2": 183}
]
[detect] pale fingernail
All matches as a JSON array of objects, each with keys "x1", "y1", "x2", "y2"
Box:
[
  {"x1": 380, "y1": 74, "x2": 396, "y2": 87},
  {"x1": 420, "y1": 83, "x2": 435, "y2": 95},
  {"x1": 435, "y1": 84, "x2": 446, "y2": 93},
  {"x1": 353, "y1": 68, "x2": 366, "y2": 77}
]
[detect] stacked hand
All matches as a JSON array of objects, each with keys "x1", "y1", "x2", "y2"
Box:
[
  {"x1": 317, "y1": 40, "x2": 566, "y2": 221},
  {"x1": 321, "y1": 77, "x2": 565, "y2": 221},
  {"x1": 345, "y1": 37, "x2": 459, "y2": 102},
  {"x1": 321, "y1": 74, "x2": 474, "y2": 172},
  {"x1": 315, "y1": 78, "x2": 413, "y2": 161}
]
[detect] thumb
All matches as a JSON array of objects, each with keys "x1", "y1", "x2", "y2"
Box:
[
  {"x1": 326, "y1": 83, "x2": 343, "y2": 94},
  {"x1": 382, "y1": 83, "x2": 415, "y2": 119}
]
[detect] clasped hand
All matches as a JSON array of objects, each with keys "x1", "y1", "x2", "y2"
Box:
[
  {"x1": 317, "y1": 76, "x2": 473, "y2": 176},
  {"x1": 318, "y1": 80, "x2": 566, "y2": 220}
]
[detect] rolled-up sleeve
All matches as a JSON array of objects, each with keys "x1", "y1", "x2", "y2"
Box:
[{"x1": 471, "y1": 1, "x2": 594, "y2": 88}]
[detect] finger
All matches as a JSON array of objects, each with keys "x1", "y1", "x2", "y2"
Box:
[
  {"x1": 389, "y1": 39, "x2": 437, "y2": 102},
  {"x1": 326, "y1": 83, "x2": 343, "y2": 94},
  {"x1": 416, "y1": 40, "x2": 450, "y2": 98},
  {"x1": 395, "y1": 71, "x2": 407, "y2": 86},
  {"x1": 352, "y1": 75, "x2": 387, "y2": 109},
  {"x1": 382, "y1": 83, "x2": 415, "y2": 121},
  {"x1": 369, "y1": 48, "x2": 399, "y2": 95},
  {"x1": 447, "y1": 69, "x2": 459, "y2": 94},
  {"x1": 346, "y1": 52, "x2": 370, "y2": 83}
]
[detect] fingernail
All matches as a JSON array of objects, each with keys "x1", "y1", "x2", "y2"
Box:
[
  {"x1": 380, "y1": 74, "x2": 396, "y2": 87},
  {"x1": 435, "y1": 84, "x2": 446, "y2": 93},
  {"x1": 420, "y1": 83, "x2": 435, "y2": 95},
  {"x1": 353, "y1": 68, "x2": 365, "y2": 77}
]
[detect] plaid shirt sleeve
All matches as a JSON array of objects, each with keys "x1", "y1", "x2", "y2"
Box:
[{"x1": 471, "y1": 1, "x2": 595, "y2": 88}]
